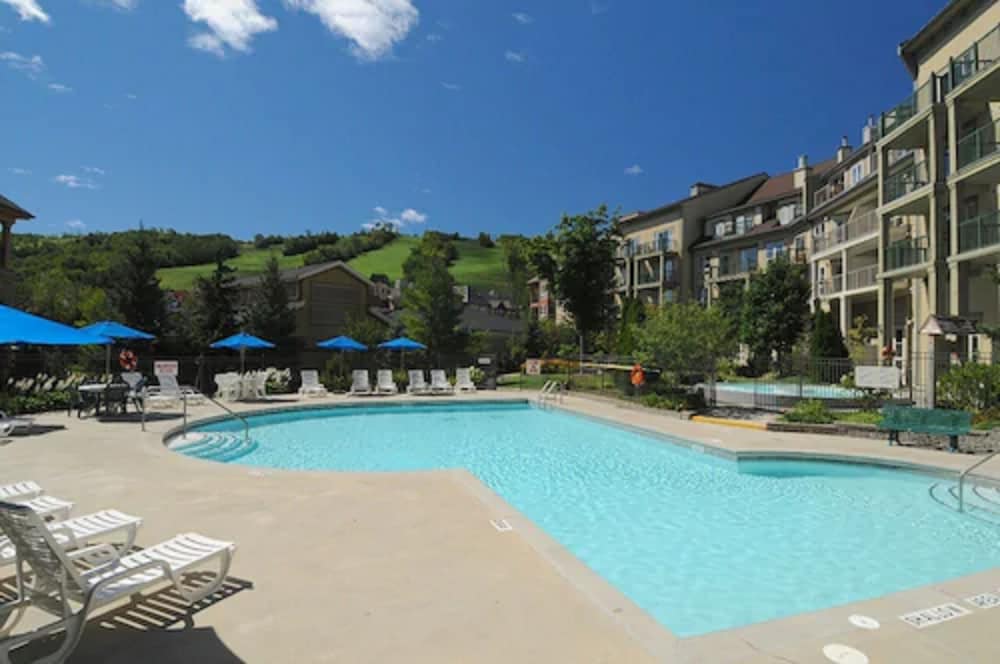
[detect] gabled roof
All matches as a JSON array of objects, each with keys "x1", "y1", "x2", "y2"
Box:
[
  {"x1": 233, "y1": 260, "x2": 374, "y2": 289},
  {"x1": 745, "y1": 157, "x2": 837, "y2": 206},
  {"x1": 899, "y1": 0, "x2": 979, "y2": 77},
  {"x1": 0, "y1": 194, "x2": 34, "y2": 220},
  {"x1": 619, "y1": 172, "x2": 768, "y2": 228}
]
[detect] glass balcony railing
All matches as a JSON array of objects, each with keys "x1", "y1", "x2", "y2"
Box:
[
  {"x1": 880, "y1": 79, "x2": 935, "y2": 137},
  {"x1": 885, "y1": 237, "x2": 928, "y2": 271},
  {"x1": 813, "y1": 210, "x2": 879, "y2": 254},
  {"x1": 884, "y1": 160, "x2": 929, "y2": 203},
  {"x1": 957, "y1": 117, "x2": 1000, "y2": 170},
  {"x1": 844, "y1": 264, "x2": 878, "y2": 291},
  {"x1": 941, "y1": 23, "x2": 1000, "y2": 94},
  {"x1": 958, "y1": 211, "x2": 1000, "y2": 253}
]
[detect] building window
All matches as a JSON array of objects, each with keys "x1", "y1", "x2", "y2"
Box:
[
  {"x1": 850, "y1": 163, "x2": 864, "y2": 186},
  {"x1": 777, "y1": 204, "x2": 798, "y2": 225},
  {"x1": 739, "y1": 247, "x2": 757, "y2": 273},
  {"x1": 720, "y1": 254, "x2": 730, "y2": 275},
  {"x1": 664, "y1": 259, "x2": 675, "y2": 282},
  {"x1": 657, "y1": 229, "x2": 674, "y2": 251},
  {"x1": 735, "y1": 214, "x2": 752, "y2": 235},
  {"x1": 765, "y1": 241, "x2": 785, "y2": 262},
  {"x1": 664, "y1": 289, "x2": 676, "y2": 304}
]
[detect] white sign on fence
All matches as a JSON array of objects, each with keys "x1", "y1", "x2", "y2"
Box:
[
  {"x1": 153, "y1": 360, "x2": 179, "y2": 377},
  {"x1": 525, "y1": 359, "x2": 542, "y2": 376},
  {"x1": 855, "y1": 365, "x2": 900, "y2": 390}
]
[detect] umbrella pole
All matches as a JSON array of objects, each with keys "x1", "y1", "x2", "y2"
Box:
[
  {"x1": 240, "y1": 347, "x2": 246, "y2": 374},
  {"x1": 105, "y1": 345, "x2": 111, "y2": 377}
]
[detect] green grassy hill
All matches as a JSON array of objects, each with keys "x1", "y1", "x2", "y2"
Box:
[
  {"x1": 156, "y1": 245, "x2": 306, "y2": 291},
  {"x1": 156, "y1": 237, "x2": 510, "y2": 293}
]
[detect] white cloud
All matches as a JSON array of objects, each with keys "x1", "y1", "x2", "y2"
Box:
[
  {"x1": 425, "y1": 32, "x2": 441, "y2": 42},
  {"x1": 0, "y1": 0, "x2": 49, "y2": 23},
  {"x1": 47, "y1": 82, "x2": 72, "y2": 93},
  {"x1": 82, "y1": 166, "x2": 106, "y2": 175},
  {"x1": 95, "y1": 0, "x2": 138, "y2": 10},
  {"x1": 440, "y1": 81, "x2": 460, "y2": 91},
  {"x1": 53, "y1": 174, "x2": 99, "y2": 190},
  {"x1": 512, "y1": 12, "x2": 532, "y2": 24},
  {"x1": 283, "y1": 0, "x2": 419, "y2": 61},
  {"x1": 182, "y1": 0, "x2": 278, "y2": 57},
  {"x1": 624, "y1": 164, "x2": 644, "y2": 176},
  {"x1": 0, "y1": 51, "x2": 45, "y2": 78},
  {"x1": 590, "y1": 1, "x2": 609, "y2": 15},
  {"x1": 126, "y1": 92, "x2": 137, "y2": 99},
  {"x1": 8, "y1": 167, "x2": 31, "y2": 175},
  {"x1": 504, "y1": 50, "x2": 526, "y2": 63},
  {"x1": 399, "y1": 208, "x2": 426, "y2": 224},
  {"x1": 364, "y1": 205, "x2": 428, "y2": 230},
  {"x1": 66, "y1": 219, "x2": 86, "y2": 230}
]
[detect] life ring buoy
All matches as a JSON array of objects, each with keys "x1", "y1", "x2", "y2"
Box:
[
  {"x1": 630, "y1": 364, "x2": 645, "y2": 387},
  {"x1": 119, "y1": 349, "x2": 138, "y2": 371}
]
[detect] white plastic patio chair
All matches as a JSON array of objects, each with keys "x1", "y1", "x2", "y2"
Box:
[
  {"x1": 407, "y1": 370, "x2": 430, "y2": 395},
  {"x1": 0, "y1": 483, "x2": 74, "y2": 521},
  {"x1": 376, "y1": 370, "x2": 398, "y2": 395},
  {"x1": 349, "y1": 370, "x2": 372, "y2": 396},
  {"x1": 430, "y1": 370, "x2": 454, "y2": 395},
  {"x1": 148, "y1": 374, "x2": 205, "y2": 407},
  {"x1": 0, "y1": 482, "x2": 43, "y2": 502},
  {"x1": 455, "y1": 368, "x2": 477, "y2": 393},
  {"x1": 214, "y1": 373, "x2": 240, "y2": 402},
  {"x1": 298, "y1": 370, "x2": 329, "y2": 398},
  {"x1": 1, "y1": 509, "x2": 142, "y2": 569},
  {"x1": 0, "y1": 501, "x2": 235, "y2": 664}
]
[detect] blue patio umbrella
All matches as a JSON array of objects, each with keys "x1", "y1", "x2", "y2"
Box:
[
  {"x1": 0, "y1": 305, "x2": 112, "y2": 346},
  {"x1": 378, "y1": 337, "x2": 426, "y2": 370},
  {"x1": 80, "y1": 320, "x2": 156, "y2": 374},
  {"x1": 210, "y1": 332, "x2": 275, "y2": 372},
  {"x1": 317, "y1": 336, "x2": 367, "y2": 352}
]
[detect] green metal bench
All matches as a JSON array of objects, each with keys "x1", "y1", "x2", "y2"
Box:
[{"x1": 879, "y1": 404, "x2": 972, "y2": 452}]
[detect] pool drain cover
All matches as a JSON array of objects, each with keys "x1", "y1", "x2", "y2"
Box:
[
  {"x1": 822, "y1": 644, "x2": 869, "y2": 664},
  {"x1": 848, "y1": 614, "x2": 880, "y2": 630}
]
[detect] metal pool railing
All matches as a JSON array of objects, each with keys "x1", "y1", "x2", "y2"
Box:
[{"x1": 959, "y1": 449, "x2": 1000, "y2": 513}]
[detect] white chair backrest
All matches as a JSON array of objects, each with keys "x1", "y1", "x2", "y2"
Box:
[
  {"x1": 456, "y1": 368, "x2": 472, "y2": 385},
  {"x1": 377, "y1": 370, "x2": 394, "y2": 387},
  {"x1": 430, "y1": 370, "x2": 448, "y2": 386},
  {"x1": 408, "y1": 370, "x2": 426, "y2": 387},
  {"x1": 157, "y1": 374, "x2": 181, "y2": 393},
  {"x1": 352, "y1": 370, "x2": 370, "y2": 390},
  {"x1": 0, "y1": 501, "x2": 84, "y2": 597},
  {"x1": 301, "y1": 370, "x2": 319, "y2": 387}
]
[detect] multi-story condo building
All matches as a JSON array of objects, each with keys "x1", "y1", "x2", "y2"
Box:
[
  {"x1": 809, "y1": 124, "x2": 882, "y2": 342},
  {"x1": 873, "y1": 0, "x2": 1000, "y2": 396},
  {"x1": 526, "y1": 277, "x2": 571, "y2": 324},
  {"x1": 0, "y1": 193, "x2": 34, "y2": 305},
  {"x1": 615, "y1": 174, "x2": 767, "y2": 306},
  {"x1": 694, "y1": 156, "x2": 836, "y2": 305}
]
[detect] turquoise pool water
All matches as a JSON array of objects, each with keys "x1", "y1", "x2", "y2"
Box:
[{"x1": 177, "y1": 402, "x2": 1000, "y2": 636}]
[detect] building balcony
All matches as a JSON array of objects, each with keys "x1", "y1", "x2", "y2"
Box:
[
  {"x1": 633, "y1": 238, "x2": 677, "y2": 257},
  {"x1": 813, "y1": 180, "x2": 846, "y2": 208},
  {"x1": 812, "y1": 210, "x2": 879, "y2": 255},
  {"x1": 941, "y1": 22, "x2": 1000, "y2": 95},
  {"x1": 883, "y1": 160, "x2": 929, "y2": 204},
  {"x1": 956, "y1": 117, "x2": 1000, "y2": 171},
  {"x1": 844, "y1": 264, "x2": 878, "y2": 291},
  {"x1": 880, "y1": 79, "x2": 935, "y2": 139},
  {"x1": 884, "y1": 236, "x2": 929, "y2": 272},
  {"x1": 718, "y1": 261, "x2": 756, "y2": 279},
  {"x1": 958, "y1": 211, "x2": 1000, "y2": 255}
]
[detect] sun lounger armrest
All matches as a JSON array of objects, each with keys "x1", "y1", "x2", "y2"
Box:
[
  {"x1": 83, "y1": 558, "x2": 175, "y2": 605},
  {"x1": 47, "y1": 523, "x2": 82, "y2": 551}
]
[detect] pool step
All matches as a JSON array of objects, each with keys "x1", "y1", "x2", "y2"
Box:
[
  {"x1": 928, "y1": 482, "x2": 1000, "y2": 526},
  {"x1": 173, "y1": 432, "x2": 258, "y2": 463}
]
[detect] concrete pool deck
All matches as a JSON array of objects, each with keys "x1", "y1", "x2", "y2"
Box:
[{"x1": 1, "y1": 390, "x2": 998, "y2": 662}]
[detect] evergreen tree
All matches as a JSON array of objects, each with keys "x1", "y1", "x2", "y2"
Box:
[
  {"x1": 246, "y1": 257, "x2": 296, "y2": 343},
  {"x1": 401, "y1": 238, "x2": 466, "y2": 363},
  {"x1": 810, "y1": 309, "x2": 848, "y2": 360},
  {"x1": 110, "y1": 227, "x2": 166, "y2": 334},
  {"x1": 740, "y1": 256, "x2": 811, "y2": 372},
  {"x1": 192, "y1": 254, "x2": 239, "y2": 345}
]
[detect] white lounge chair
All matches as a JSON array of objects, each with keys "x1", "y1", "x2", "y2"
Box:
[
  {"x1": 349, "y1": 370, "x2": 372, "y2": 396},
  {"x1": 0, "y1": 501, "x2": 235, "y2": 663},
  {"x1": 430, "y1": 370, "x2": 454, "y2": 395},
  {"x1": 299, "y1": 370, "x2": 329, "y2": 398},
  {"x1": 455, "y1": 367, "x2": 477, "y2": 393},
  {"x1": 0, "y1": 481, "x2": 43, "y2": 501},
  {"x1": 376, "y1": 370, "x2": 398, "y2": 395},
  {"x1": 407, "y1": 370, "x2": 431, "y2": 395},
  {"x1": 147, "y1": 374, "x2": 205, "y2": 408},
  {"x1": 214, "y1": 372, "x2": 241, "y2": 401},
  {"x1": 0, "y1": 412, "x2": 34, "y2": 435},
  {"x1": 1, "y1": 509, "x2": 141, "y2": 568}
]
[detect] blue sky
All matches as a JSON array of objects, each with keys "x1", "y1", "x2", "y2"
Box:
[{"x1": 1, "y1": 0, "x2": 944, "y2": 240}]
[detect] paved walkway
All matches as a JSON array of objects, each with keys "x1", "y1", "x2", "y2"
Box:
[{"x1": 0, "y1": 391, "x2": 997, "y2": 662}]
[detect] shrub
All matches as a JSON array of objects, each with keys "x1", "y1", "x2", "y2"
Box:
[
  {"x1": 937, "y1": 363, "x2": 1000, "y2": 412},
  {"x1": 782, "y1": 399, "x2": 834, "y2": 424},
  {"x1": 393, "y1": 370, "x2": 409, "y2": 391},
  {"x1": 639, "y1": 388, "x2": 705, "y2": 412},
  {"x1": 973, "y1": 406, "x2": 1000, "y2": 430},
  {"x1": 469, "y1": 366, "x2": 485, "y2": 385}
]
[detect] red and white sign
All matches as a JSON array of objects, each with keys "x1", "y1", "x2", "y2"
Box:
[
  {"x1": 153, "y1": 360, "x2": 179, "y2": 377},
  {"x1": 525, "y1": 359, "x2": 542, "y2": 376}
]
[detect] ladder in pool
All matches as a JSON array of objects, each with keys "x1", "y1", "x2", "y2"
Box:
[{"x1": 537, "y1": 380, "x2": 564, "y2": 406}]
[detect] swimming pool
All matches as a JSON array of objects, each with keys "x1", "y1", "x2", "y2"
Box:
[{"x1": 173, "y1": 402, "x2": 1000, "y2": 636}]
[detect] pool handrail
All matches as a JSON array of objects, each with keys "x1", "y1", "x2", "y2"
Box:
[{"x1": 958, "y1": 448, "x2": 1000, "y2": 513}]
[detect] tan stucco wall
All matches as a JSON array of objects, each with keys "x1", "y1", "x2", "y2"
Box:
[
  {"x1": 296, "y1": 268, "x2": 377, "y2": 343},
  {"x1": 913, "y1": 2, "x2": 1000, "y2": 86}
]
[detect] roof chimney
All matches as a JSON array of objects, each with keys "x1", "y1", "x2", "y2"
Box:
[
  {"x1": 837, "y1": 136, "x2": 852, "y2": 163},
  {"x1": 689, "y1": 182, "x2": 717, "y2": 197},
  {"x1": 796, "y1": 154, "x2": 808, "y2": 170},
  {"x1": 794, "y1": 154, "x2": 810, "y2": 190},
  {"x1": 861, "y1": 115, "x2": 876, "y2": 145}
]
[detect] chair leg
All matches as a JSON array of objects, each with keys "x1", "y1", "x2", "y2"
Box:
[{"x1": 173, "y1": 550, "x2": 233, "y2": 604}]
